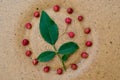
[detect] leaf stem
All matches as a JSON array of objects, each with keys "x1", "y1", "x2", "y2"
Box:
[
  {"x1": 52, "y1": 45, "x2": 66, "y2": 71},
  {"x1": 53, "y1": 45, "x2": 57, "y2": 52}
]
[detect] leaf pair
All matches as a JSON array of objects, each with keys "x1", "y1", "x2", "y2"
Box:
[{"x1": 37, "y1": 42, "x2": 79, "y2": 62}]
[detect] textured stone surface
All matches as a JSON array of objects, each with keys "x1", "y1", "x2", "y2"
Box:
[{"x1": 0, "y1": 0, "x2": 120, "y2": 80}]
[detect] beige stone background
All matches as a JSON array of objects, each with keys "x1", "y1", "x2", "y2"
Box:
[{"x1": 0, "y1": 0, "x2": 120, "y2": 80}]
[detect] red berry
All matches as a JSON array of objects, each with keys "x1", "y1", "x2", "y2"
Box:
[
  {"x1": 78, "y1": 16, "x2": 83, "y2": 21},
  {"x1": 22, "y1": 39, "x2": 29, "y2": 46},
  {"x1": 68, "y1": 32, "x2": 75, "y2": 38},
  {"x1": 71, "y1": 64, "x2": 78, "y2": 70},
  {"x1": 53, "y1": 5, "x2": 60, "y2": 12},
  {"x1": 43, "y1": 66, "x2": 50, "y2": 73},
  {"x1": 25, "y1": 23, "x2": 32, "y2": 29},
  {"x1": 32, "y1": 59, "x2": 38, "y2": 65},
  {"x1": 84, "y1": 28, "x2": 91, "y2": 34},
  {"x1": 25, "y1": 50, "x2": 32, "y2": 57},
  {"x1": 67, "y1": 8, "x2": 73, "y2": 14},
  {"x1": 85, "y1": 41, "x2": 93, "y2": 47},
  {"x1": 65, "y1": 17, "x2": 72, "y2": 24},
  {"x1": 57, "y1": 68, "x2": 63, "y2": 75},
  {"x1": 34, "y1": 11, "x2": 40, "y2": 18},
  {"x1": 81, "y1": 52, "x2": 88, "y2": 58}
]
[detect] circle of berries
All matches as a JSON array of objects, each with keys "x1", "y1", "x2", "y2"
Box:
[{"x1": 22, "y1": 5, "x2": 93, "y2": 75}]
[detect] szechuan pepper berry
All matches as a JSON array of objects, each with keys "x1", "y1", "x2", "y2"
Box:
[{"x1": 53, "y1": 5, "x2": 60, "y2": 12}]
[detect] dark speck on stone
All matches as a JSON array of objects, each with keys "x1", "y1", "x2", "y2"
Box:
[
  {"x1": 110, "y1": 41, "x2": 112, "y2": 44},
  {"x1": 36, "y1": 8, "x2": 39, "y2": 10},
  {"x1": 20, "y1": 13, "x2": 23, "y2": 15}
]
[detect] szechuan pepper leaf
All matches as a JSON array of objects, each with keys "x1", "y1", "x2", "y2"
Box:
[
  {"x1": 39, "y1": 11, "x2": 59, "y2": 45},
  {"x1": 37, "y1": 51, "x2": 55, "y2": 62},
  {"x1": 58, "y1": 42, "x2": 79, "y2": 55}
]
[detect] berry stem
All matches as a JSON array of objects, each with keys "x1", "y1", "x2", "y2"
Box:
[
  {"x1": 60, "y1": 25, "x2": 68, "y2": 37},
  {"x1": 52, "y1": 45, "x2": 66, "y2": 71}
]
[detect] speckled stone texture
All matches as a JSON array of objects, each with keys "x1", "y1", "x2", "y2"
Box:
[{"x1": 0, "y1": 0, "x2": 120, "y2": 80}]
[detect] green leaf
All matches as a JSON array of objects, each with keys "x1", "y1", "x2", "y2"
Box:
[
  {"x1": 39, "y1": 11, "x2": 59, "y2": 45},
  {"x1": 58, "y1": 42, "x2": 79, "y2": 55},
  {"x1": 62, "y1": 54, "x2": 70, "y2": 61},
  {"x1": 37, "y1": 51, "x2": 55, "y2": 62}
]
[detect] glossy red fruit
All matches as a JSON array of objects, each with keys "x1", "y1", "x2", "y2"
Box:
[
  {"x1": 67, "y1": 8, "x2": 73, "y2": 14},
  {"x1": 25, "y1": 50, "x2": 32, "y2": 57},
  {"x1": 57, "y1": 68, "x2": 63, "y2": 75},
  {"x1": 68, "y1": 32, "x2": 75, "y2": 38},
  {"x1": 53, "y1": 5, "x2": 60, "y2": 12},
  {"x1": 43, "y1": 66, "x2": 50, "y2": 73},
  {"x1": 84, "y1": 27, "x2": 91, "y2": 34},
  {"x1": 81, "y1": 52, "x2": 88, "y2": 58},
  {"x1": 34, "y1": 11, "x2": 40, "y2": 18},
  {"x1": 85, "y1": 41, "x2": 93, "y2": 47},
  {"x1": 22, "y1": 39, "x2": 29, "y2": 46},
  {"x1": 65, "y1": 17, "x2": 72, "y2": 24},
  {"x1": 78, "y1": 16, "x2": 83, "y2": 21},
  {"x1": 32, "y1": 59, "x2": 38, "y2": 65},
  {"x1": 25, "y1": 23, "x2": 32, "y2": 29},
  {"x1": 71, "y1": 64, "x2": 78, "y2": 70}
]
